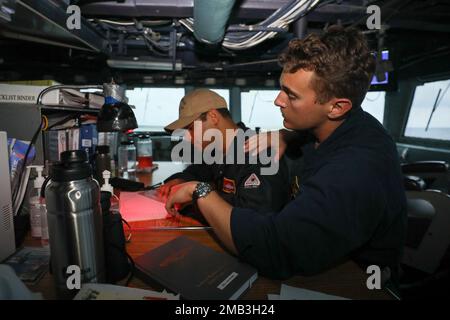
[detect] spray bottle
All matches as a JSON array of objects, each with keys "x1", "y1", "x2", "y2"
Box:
[
  {"x1": 100, "y1": 170, "x2": 119, "y2": 211},
  {"x1": 28, "y1": 165, "x2": 48, "y2": 247}
]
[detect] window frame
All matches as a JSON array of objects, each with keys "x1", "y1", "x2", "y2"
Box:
[{"x1": 398, "y1": 77, "x2": 450, "y2": 149}]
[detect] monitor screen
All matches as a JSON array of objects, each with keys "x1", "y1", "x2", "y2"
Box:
[
  {"x1": 371, "y1": 50, "x2": 389, "y2": 85},
  {"x1": 369, "y1": 50, "x2": 396, "y2": 91}
]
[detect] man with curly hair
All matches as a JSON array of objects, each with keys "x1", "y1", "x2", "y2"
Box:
[{"x1": 166, "y1": 26, "x2": 407, "y2": 288}]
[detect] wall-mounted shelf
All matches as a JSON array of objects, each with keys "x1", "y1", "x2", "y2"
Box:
[{"x1": 40, "y1": 105, "x2": 100, "y2": 114}]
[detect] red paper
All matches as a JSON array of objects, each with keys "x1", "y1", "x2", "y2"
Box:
[{"x1": 119, "y1": 191, "x2": 169, "y2": 222}]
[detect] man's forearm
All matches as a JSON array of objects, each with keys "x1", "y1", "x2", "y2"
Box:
[{"x1": 196, "y1": 191, "x2": 238, "y2": 254}]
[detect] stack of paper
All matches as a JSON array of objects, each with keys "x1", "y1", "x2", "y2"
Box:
[
  {"x1": 59, "y1": 89, "x2": 104, "y2": 109},
  {"x1": 73, "y1": 283, "x2": 180, "y2": 300},
  {"x1": 268, "y1": 284, "x2": 349, "y2": 300}
]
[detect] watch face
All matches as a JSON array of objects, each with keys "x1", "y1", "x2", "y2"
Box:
[{"x1": 195, "y1": 182, "x2": 212, "y2": 199}]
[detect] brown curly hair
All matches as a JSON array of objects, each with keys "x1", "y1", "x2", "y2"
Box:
[{"x1": 279, "y1": 25, "x2": 376, "y2": 107}]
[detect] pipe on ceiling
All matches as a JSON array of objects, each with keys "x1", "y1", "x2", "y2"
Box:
[{"x1": 193, "y1": 0, "x2": 236, "y2": 44}]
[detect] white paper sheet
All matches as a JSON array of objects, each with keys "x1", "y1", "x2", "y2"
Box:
[
  {"x1": 74, "y1": 283, "x2": 179, "y2": 300},
  {"x1": 279, "y1": 284, "x2": 349, "y2": 300}
]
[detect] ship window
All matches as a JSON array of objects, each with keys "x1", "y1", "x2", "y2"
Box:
[
  {"x1": 405, "y1": 79, "x2": 450, "y2": 140},
  {"x1": 126, "y1": 87, "x2": 185, "y2": 131},
  {"x1": 241, "y1": 90, "x2": 284, "y2": 131},
  {"x1": 361, "y1": 91, "x2": 385, "y2": 124},
  {"x1": 209, "y1": 88, "x2": 230, "y2": 108}
]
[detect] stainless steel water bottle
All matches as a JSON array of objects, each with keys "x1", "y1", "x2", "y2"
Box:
[{"x1": 45, "y1": 150, "x2": 105, "y2": 297}]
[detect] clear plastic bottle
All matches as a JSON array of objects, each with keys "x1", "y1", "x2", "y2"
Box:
[
  {"x1": 137, "y1": 134, "x2": 153, "y2": 172},
  {"x1": 95, "y1": 145, "x2": 112, "y2": 185},
  {"x1": 118, "y1": 140, "x2": 136, "y2": 176},
  {"x1": 40, "y1": 200, "x2": 49, "y2": 248},
  {"x1": 100, "y1": 170, "x2": 119, "y2": 212},
  {"x1": 28, "y1": 166, "x2": 46, "y2": 241},
  {"x1": 98, "y1": 132, "x2": 118, "y2": 177},
  {"x1": 29, "y1": 191, "x2": 42, "y2": 239}
]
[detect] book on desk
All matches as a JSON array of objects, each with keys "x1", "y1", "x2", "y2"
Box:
[{"x1": 135, "y1": 236, "x2": 258, "y2": 300}]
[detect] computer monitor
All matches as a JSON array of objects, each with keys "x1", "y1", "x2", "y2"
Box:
[
  {"x1": 369, "y1": 49, "x2": 396, "y2": 91},
  {"x1": 0, "y1": 131, "x2": 16, "y2": 262}
]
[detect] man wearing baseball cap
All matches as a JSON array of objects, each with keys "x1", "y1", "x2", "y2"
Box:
[{"x1": 160, "y1": 88, "x2": 291, "y2": 214}]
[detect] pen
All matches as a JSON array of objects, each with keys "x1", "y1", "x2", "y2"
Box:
[
  {"x1": 133, "y1": 226, "x2": 213, "y2": 231},
  {"x1": 151, "y1": 226, "x2": 212, "y2": 230}
]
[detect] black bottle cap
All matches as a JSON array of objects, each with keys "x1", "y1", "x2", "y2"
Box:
[
  {"x1": 60, "y1": 150, "x2": 87, "y2": 163},
  {"x1": 49, "y1": 150, "x2": 93, "y2": 182}
]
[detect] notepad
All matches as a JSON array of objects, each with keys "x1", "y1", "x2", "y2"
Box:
[{"x1": 119, "y1": 190, "x2": 169, "y2": 222}]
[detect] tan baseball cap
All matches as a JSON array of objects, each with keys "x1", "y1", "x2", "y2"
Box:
[{"x1": 164, "y1": 89, "x2": 228, "y2": 132}]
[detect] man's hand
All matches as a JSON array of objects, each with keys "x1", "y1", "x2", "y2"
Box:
[
  {"x1": 158, "y1": 178, "x2": 185, "y2": 198},
  {"x1": 244, "y1": 130, "x2": 287, "y2": 161},
  {"x1": 166, "y1": 181, "x2": 237, "y2": 254},
  {"x1": 165, "y1": 181, "x2": 198, "y2": 216}
]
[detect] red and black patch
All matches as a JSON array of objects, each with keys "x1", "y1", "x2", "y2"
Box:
[{"x1": 222, "y1": 177, "x2": 236, "y2": 194}]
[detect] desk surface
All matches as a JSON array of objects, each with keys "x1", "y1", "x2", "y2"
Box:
[{"x1": 24, "y1": 161, "x2": 392, "y2": 300}]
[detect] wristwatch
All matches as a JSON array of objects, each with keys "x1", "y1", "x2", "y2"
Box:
[{"x1": 192, "y1": 182, "x2": 213, "y2": 204}]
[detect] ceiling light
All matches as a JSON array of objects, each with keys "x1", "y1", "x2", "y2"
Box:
[
  {"x1": 107, "y1": 57, "x2": 182, "y2": 71},
  {"x1": 235, "y1": 78, "x2": 246, "y2": 86},
  {"x1": 205, "y1": 78, "x2": 216, "y2": 85},
  {"x1": 175, "y1": 76, "x2": 186, "y2": 85}
]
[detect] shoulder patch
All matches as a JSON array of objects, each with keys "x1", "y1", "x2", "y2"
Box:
[
  {"x1": 244, "y1": 173, "x2": 261, "y2": 188},
  {"x1": 222, "y1": 177, "x2": 236, "y2": 194}
]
